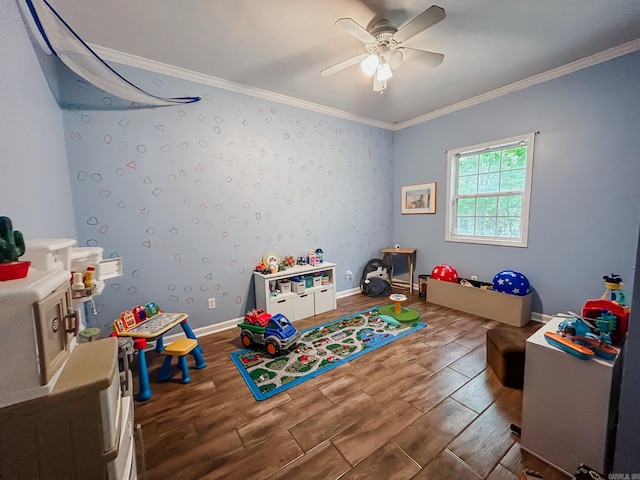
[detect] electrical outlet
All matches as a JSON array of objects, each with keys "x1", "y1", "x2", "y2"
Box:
[
  {"x1": 346, "y1": 270, "x2": 353, "y2": 279},
  {"x1": 471, "y1": 275, "x2": 478, "y2": 281},
  {"x1": 208, "y1": 297, "x2": 216, "y2": 309}
]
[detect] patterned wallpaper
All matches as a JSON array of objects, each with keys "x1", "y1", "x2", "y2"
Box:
[{"x1": 61, "y1": 64, "x2": 394, "y2": 333}]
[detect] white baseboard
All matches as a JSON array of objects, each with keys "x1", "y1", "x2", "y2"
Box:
[
  {"x1": 531, "y1": 312, "x2": 553, "y2": 323},
  {"x1": 337, "y1": 287, "x2": 361, "y2": 299}
]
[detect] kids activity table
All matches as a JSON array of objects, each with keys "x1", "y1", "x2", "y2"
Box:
[{"x1": 115, "y1": 312, "x2": 201, "y2": 401}]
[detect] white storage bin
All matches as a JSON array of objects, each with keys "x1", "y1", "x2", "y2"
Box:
[
  {"x1": 294, "y1": 293, "x2": 314, "y2": 319},
  {"x1": 292, "y1": 281, "x2": 305, "y2": 294},
  {"x1": 270, "y1": 296, "x2": 295, "y2": 319},
  {"x1": 315, "y1": 286, "x2": 335, "y2": 315},
  {"x1": 277, "y1": 280, "x2": 291, "y2": 293}
]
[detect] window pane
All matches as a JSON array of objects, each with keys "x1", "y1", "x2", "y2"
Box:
[
  {"x1": 476, "y1": 196, "x2": 497, "y2": 216},
  {"x1": 476, "y1": 217, "x2": 496, "y2": 236},
  {"x1": 479, "y1": 151, "x2": 500, "y2": 173},
  {"x1": 457, "y1": 198, "x2": 476, "y2": 216},
  {"x1": 500, "y1": 169, "x2": 526, "y2": 191},
  {"x1": 497, "y1": 216, "x2": 521, "y2": 238},
  {"x1": 501, "y1": 146, "x2": 527, "y2": 170},
  {"x1": 457, "y1": 216, "x2": 475, "y2": 235},
  {"x1": 458, "y1": 175, "x2": 478, "y2": 195},
  {"x1": 447, "y1": 134, "x2": 532, "y2": 247},
  {"x1": 478, "y1": 172, "x2": 499, "y2": 193},
  {"x1": 459, "y1": 155, "x2": 478, "y2": 175},
  {"x1": 497, "y1": 195, "x2": 522, "y2": 216}
]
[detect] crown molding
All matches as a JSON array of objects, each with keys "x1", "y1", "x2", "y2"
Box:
[
  {"x1": 393, "y1": 38, "x2": 640, "y2": 131},
  {"x1": 90, "y1": 38, "x2": 640, "y2": 132},
  {"x1": 89, "y1": 44, "x2": 394, "y2": 130}
]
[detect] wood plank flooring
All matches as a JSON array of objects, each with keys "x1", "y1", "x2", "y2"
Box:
[{"x1": 132, "y1": 290, "x2": 570, "y2": 480}]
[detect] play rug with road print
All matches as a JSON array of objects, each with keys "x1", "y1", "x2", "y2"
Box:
[{"x1": 230, "y1": 307, "x2": 426, "y2": 401}]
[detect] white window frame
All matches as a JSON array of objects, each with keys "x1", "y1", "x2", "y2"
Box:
[{"x1": 445, "y1": 132, "x2": 535, "y2": 247}]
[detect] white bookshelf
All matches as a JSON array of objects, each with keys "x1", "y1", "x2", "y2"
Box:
[{"x1": 254, "y1": 262, "x2": 337, "y2": 321}]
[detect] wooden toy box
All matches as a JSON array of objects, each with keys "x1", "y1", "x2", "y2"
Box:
[{"x1": 427, "y1": 277, "x2": 532, "y2": 327}]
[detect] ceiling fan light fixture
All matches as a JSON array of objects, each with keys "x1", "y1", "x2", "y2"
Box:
[
  {"x1": 376, "y1": 62, "x2": 393, "y2": 82},
  {"x1": 385, "y1": 49, "x2": 403, "y2": 70},
  {"x1": 360, "y1": 54, "x2": 379, "y2": 76},
  {"x1": 373, "y1": 77, "x2": 386, "y2": 92}
]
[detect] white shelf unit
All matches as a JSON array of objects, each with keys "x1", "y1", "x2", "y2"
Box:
[{"x1": 254, "y1": 262, "x2": 337, "y2": 321}]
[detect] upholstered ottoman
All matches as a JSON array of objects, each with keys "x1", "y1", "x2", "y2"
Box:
[{"x1": 486, "y1": 327, "x2": 527, "y2": 389}]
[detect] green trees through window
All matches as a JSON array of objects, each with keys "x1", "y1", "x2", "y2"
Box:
[{"x1": 446, "y1": 134, "x2": 535, "y2": 247}]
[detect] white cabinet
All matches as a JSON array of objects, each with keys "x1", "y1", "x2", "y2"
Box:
[
  {"x1": 0, "y1": 338, "x2": 137, "y2": 479},
  {"x1": 254, "y1": 262, "x2": 337, "y2": 321},
  {"x1": 315, "y1": 286, "x2": 335, "y2": 314},
  {"x1": 0, "y1": 270, "x2": 76, "y2": 407},
  {"x1": 521, "y1": 317, "x2": 621, "y2": 475}
]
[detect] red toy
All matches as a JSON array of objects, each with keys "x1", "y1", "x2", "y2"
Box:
[
  {"x1": 132, "y1": 305, "x2": 147, "y2": 323},
  {"x1": 582, "y1": 298, "x2": 630, "y2": 346},
  {"x1": 120, "y1": 310, "x2": 136, "y2": 330},
  {"x1": 431, "y1": 264, "x2": 458, "y2": 282},
  {"x1": 244, "y1": 309, "x2": 272, "y2": 327}
]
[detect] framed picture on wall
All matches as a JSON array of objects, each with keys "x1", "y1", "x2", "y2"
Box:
[{"x1": 401, "y1": 182, "x2": 436, "y2": 214}]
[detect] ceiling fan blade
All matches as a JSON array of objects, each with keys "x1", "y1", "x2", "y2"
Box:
[
  {"x1": 335, "y1": 18, "x2": 377, "y2": 44},
  {"x1": 400, "y1": 48, "x2": 444, "y2": 68},
  {"x1": 321, "y1": 53, "x2": 369, "y2": 76},
  {"x1": 393, "y1": 5, "x2": 445, "y2": 43}
]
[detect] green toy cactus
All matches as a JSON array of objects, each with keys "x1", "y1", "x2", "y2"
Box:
[{"x1": 0, "y1": 216, "x2": 25, "y2": 263}]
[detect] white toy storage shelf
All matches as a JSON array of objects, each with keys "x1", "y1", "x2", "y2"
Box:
[{"x1": 254, "y1": 262, "x2": 337, "y2": 321}]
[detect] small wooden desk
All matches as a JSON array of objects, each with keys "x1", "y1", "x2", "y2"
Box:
[{"x1": 381, "y1": 247, "x2": 417, "y2": 293}]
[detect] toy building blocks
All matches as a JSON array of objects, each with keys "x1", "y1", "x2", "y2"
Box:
[{"x1": 237, "y1": 312, "x2": 301, "y2": 355}]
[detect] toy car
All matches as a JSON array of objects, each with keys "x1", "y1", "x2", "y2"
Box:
[
  {"x1": 238, "y1": 313, "x2": 301, "y2": 355},
  {"x1": 244, "y1": 309, "x2": 272, "y2": 327}
]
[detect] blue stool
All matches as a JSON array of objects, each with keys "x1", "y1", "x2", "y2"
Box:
[{"x1": 158, "y1": 338, "x2": 206, "y2": 384}]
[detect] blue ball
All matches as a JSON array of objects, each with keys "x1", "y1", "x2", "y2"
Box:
[{"x1": 493, "y1": 270, "x2": 531, "y2": 296}]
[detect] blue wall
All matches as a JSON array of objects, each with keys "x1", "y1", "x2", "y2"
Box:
[
  {"x1": 393, "y1": 51, "x2": 640, "y2": 315},
  {"x1": 0, "y1": 1, "x2": 76, "y2": 239},
  {"x1": 60, "y1": 65, "x2": 394, "y2": 331}
]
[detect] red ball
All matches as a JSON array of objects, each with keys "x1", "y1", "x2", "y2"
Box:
[{"x1": 431, "y1": 264, "x2": 458, "y2": 283}]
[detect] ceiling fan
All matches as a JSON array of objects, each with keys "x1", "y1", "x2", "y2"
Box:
[{"x1": 321, "y1": 5, "x2": 445, "y2": 93}]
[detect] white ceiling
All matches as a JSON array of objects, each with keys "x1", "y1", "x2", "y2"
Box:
[{"x1": 47, "y1": 0, "x2": 640, "y2": 127}]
